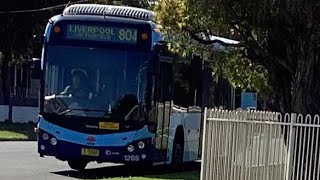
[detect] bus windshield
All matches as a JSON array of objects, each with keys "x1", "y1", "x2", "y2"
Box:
[{"x1": 43, "y1": 46, "x2": 148, "y2": 119}]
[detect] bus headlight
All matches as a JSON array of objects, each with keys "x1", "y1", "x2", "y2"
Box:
[
  {"x1": 127, "y1": 145, "x2": 134, "y2": 152},
  {"x1": 42, "y1": 133, "x2": 49, "y2": 140},
  {"x1": 50, "y1": 138, "x2": 57, "y2": 146},
  {"x1": 138, "y1": 141, "x2": 145, "y2": 149}
]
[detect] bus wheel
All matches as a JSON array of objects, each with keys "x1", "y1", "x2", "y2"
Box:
[
  {"x1": 67, "y1": 160, "x2": 88, "y2": 171},
  {"x1": 171, "y1": 141, "x2": 183, "y2": 170}
]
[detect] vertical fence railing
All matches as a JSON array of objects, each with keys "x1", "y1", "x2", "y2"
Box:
[{"x1": 201, "y1": 109, "x2": 320, "y2": 180}]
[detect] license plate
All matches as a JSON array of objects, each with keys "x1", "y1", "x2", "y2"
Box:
[{"x1": 81, "y1": 148, "x2": 99, "y2": 157}]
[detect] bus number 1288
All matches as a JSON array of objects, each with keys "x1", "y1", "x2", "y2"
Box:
[{"x1": 124, "y1": 155, "x2": 140, "y2": 161}]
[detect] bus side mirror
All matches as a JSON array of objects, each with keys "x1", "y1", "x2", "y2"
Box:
[
  {"x1": 148, "y1": 122, "x2": 157, "y2": 133},
  {"x1": 30, "y1": 59, "x2": 41, "y2": 79},
  {"x1": 32, "y1": 35, "x2": 44, "y2": 61}
]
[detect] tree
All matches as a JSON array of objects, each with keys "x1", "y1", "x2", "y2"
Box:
[
  {"x1": 0, "y1": 0, "x2": 36, "y2": 104},
  {"x1": 153, "y1": 0, "x2": 320, "y2": 115}
]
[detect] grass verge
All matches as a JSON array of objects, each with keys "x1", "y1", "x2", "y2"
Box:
[{"x1": 0, "y1": 122, "x2": 37, "y2": 141}]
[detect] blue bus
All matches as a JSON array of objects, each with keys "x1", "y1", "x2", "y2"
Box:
[{"x1": 33, "y1": 4, "x2": 203, "y2": 171}]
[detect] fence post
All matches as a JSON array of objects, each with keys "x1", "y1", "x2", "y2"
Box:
[
  {"x1": 200, "y1": 107, "x2": 208, "y2": 180},
  {"x1": 285, "y1": 113, "x2": 297, "y2": 180},
  {"x1": 8, "y1": 95, "x2": 13, "y2": 122}
]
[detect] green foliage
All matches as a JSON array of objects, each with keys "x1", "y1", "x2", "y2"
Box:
[
  {"x1": 218, "y1": 51, "x2": 270, "y2": 95},
  {"x1": 153, "y1": 0, "x2": 270, "y2": 95}
]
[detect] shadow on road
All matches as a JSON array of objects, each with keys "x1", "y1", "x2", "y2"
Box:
[{"x1": 51, "y1": 162, "x2": 200, "y2": 179}]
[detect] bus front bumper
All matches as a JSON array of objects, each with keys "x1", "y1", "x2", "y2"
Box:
[{"x1": 37, "y1": 132, "x2": 156, "y2": 163}]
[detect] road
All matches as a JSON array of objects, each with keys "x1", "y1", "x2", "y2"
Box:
[
  {"x1": 0, "y1": 141, "x2": 200, "y2": 180},
  {"x1": 0, "y1": 141, "x2": 122, "y2": 180}
]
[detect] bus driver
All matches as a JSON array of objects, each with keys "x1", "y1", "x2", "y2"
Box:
[{"x1": 60, "y1": 68, "x2": 91, "y2": 99}]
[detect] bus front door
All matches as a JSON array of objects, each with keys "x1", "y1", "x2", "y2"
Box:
[{"x1": 154, "y1": 44, "x2": 174, "y2": 162}]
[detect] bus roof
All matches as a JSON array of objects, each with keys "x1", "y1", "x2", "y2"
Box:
[
  {"x1": 50, "y1": 14, "x2": 154, "y2": 26},
  {"x1": 63, "y1": 4, "x2": 155, "y2": 22}
]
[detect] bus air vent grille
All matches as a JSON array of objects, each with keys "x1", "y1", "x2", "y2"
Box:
[{"x1": 63, "y1": 4, "x2": 154, "y2": 21}]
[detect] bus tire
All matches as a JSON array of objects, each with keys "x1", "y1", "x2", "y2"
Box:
[
  {"x1": 67, "y1": 160, "x2": 88, "y2": 171},
  {"x1": 171, "y1": 139, "x2": 184, "y2": 171}
]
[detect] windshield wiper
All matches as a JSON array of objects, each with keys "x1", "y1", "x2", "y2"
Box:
[{"x1": 59, "y1": 108, "x2": 106, "y2": 115}]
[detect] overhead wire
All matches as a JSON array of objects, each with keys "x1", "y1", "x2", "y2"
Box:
[{"x1": 0, "y1": 0, "x2": 92, "y2": 14}]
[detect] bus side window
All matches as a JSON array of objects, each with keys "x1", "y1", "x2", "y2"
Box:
[{"x1": 159, "y1": 61, "x2": 173, "y2": 102}]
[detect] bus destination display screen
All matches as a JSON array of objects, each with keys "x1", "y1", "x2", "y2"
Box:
[{"x1": 65, "y1": 24, "x2": 138, "y2": 44}]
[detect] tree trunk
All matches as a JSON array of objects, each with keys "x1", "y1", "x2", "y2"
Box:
[
  {"x1": 291, "y1": 41, "x2": 320, "y2": 115},
  {"x1": 269, "y1": 64, "x2": 292, "y2": 114},
  {"x1": 1, "y1": 46, "x2": 11, "y2": 105}
]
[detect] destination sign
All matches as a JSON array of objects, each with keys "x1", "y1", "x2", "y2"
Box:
[{"x1": 65, "y1": 24, "x2": 138, "y2": 44}]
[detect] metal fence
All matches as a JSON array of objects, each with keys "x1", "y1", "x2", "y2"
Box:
[
  {"x1": 0, "y1": 87, "x2": 39, "y2": 106},
  {"x1": 10, "y1": 86, "x2": 39, "y2": 99},
  {"x1": 200, "y1": 108, "x2": 320, "y2": 180}
]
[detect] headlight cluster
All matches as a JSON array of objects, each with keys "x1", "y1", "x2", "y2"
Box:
[
  {"x1": 39, "y1": 129, "x2": 58, "y2": 146},
  {"x1": 42, "y1": 133, "x2": 49, "y2": 140},
  {"x1": 126, "y1": 139, "x2": 150, "y2": 153},
  {"x1": 50, "y1": 137, "x2": 58, "y2": 145}
]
